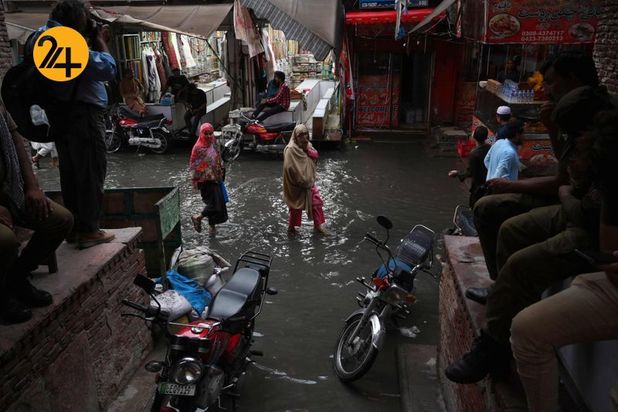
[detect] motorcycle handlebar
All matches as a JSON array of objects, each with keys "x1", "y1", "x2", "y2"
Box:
[
  {"x1": 121, "y1": 299, "x2": 166, "y2": 319},
  {"x1": 365, "y1": 233, "x2": 381, "y2": 245}
]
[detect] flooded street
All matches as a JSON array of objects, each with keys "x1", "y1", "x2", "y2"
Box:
[{"x1": 37, "y1": 138, "x2": 466, "y2": 411}]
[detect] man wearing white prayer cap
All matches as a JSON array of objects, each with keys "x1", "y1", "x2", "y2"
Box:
[{"x1": 495, "y1": 106, "x2": 512, "y2": 140}]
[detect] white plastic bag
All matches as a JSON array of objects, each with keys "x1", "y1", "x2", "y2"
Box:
[{"x1": 149, "y1": 289, "x2": 192, "y2": 320}]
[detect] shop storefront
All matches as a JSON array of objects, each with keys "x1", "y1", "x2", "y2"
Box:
[
  {"x1": 459, "y1": 0, "x2": 600, "y2": 175},
  {"x1": 232, "y1": 0, "x2": 344, "y2": 140},
  {"x1": 5, "y1": 4, "x2": 234, "y2": 127},
  {"x1": 344, "y1": 2, "x2": 448, "y2": 131}
]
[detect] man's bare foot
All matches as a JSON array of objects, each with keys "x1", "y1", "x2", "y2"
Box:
[{"x1": 208, "y1": 225, "x2": 217, "y2": 235}]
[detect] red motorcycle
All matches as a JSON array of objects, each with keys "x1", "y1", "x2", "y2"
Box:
[
  {"x1": 105, "y1": 105, "x2": 172, "y2": 154},
  {"x1": 221, "y1": 110, "x2": 296, "y2": 155},
  {"x1": 122, "y1": 251, "x2": 277, "y2": 411}
]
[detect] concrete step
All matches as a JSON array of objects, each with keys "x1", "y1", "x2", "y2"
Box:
[{"x1": 397, "y1": 344, "x2": 446, "y2": 412}]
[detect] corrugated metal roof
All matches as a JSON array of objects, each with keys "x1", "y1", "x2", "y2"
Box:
[{"x1": 240, "y1": 0, "x2": 333, "y2": 61}]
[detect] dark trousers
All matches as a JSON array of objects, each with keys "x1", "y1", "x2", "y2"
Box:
[
  {"x1": 253, "y1": 103, "x2": 285, "y2": 122},
  {"x1": 184, "y1": 108, "x2": 207, "y2": 136},
  {"x1": 483, "y1": 205, "x2": 594, "y2": 344},
  {"x1": 198, "y1": 182, "x2": 228, "y2": 226},
  {"x1": 55, "y1": 104, "x2": 107, "y2": 233},
  {"x1": 0, "y1": 200, "x2": 73, "y2": 290},
  {"x1": 473, "y1": 193, "x2": 557, "y2": 280}
]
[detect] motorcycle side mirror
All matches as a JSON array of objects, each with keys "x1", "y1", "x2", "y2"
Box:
[
  {"x1": 133, "y1": 274, "x2": 156, "y2": 294},
  {"x1": 377, "y1": 216, "x2": 393, "y2": 230}
]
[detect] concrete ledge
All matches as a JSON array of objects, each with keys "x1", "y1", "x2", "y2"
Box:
[
  {"x1": 438, "y1": 235, "x2": 526, "y2": 412},
  {"x1": 0, "y1": 228, "x2": 153, "y2": 412}
]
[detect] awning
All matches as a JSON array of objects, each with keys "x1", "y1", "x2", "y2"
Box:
[
  {"x1": 345, "y1": 9, "x2": 434, "y2": 25},
  {"x1": 93, "y1": 4, "x2": 233, "y2": 39},
  {"x1": 4, "y1": 4, "x2": 233, "y2": 42},
  {"x1": 409, "y1": 0, "x2": 455, "y2": 33},
  {"x1": 4, "y1": 11, "x2": 45, "y2": 43},
  {"x1": 240, "y1": 0, "x2": 343, "y2": 61}
]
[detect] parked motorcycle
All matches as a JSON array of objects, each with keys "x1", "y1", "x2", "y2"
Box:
[
  {"x1": 450, "y1": 204, "x2": 477, "y2": 236},
  {"x1": 222, "y1": 109, "x2": 297, "y2": 156},
  {"x1": 333, "y1": 216, "x2": 435, "y2": 382},
  {"x1": 122, "y1": 251, "x2": 277, "y2": 411},
  {"x1": 105, "y1": 105, "x2": 172, "y2": 154},
  {"x1": 216, "y1": 125, "x2": 243, "y2": 163}
]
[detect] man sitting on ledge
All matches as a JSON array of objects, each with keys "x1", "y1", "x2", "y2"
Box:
[
  {"x1": 252, "y1": 71, "x2": 290, "y2": 122},
  {"x1": 445, "y1": 52, "x2": 614, "y2": 384},
  {"x1": 0, "y1": 100, "x2": 73, "y2": 324}
]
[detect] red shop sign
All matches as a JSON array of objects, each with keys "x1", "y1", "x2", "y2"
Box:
[{"x1": 484, "y1": 0, "x2": 600, "y2": 44}]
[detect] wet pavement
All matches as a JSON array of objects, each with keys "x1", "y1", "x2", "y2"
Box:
[{"x1": 36, "y1": 137, "x2": 467, "y2": 411}]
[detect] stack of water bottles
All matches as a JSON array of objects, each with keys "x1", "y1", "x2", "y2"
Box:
[{"x1": 498, "y1": 79, "x2": 535, "y2": 103}]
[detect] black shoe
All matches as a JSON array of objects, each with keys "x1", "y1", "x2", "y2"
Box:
[
  {"x1": 465, "y1": 287, "x2": 489, "y2": 305},
  {"x1": 444, "y1": 331, "x2": 510, "y2": 384},
  {"x1": 11, "y1": 280, "x2": 53, "y2": 307},
  {"x1": 0, "y1": 297, "x2": 32, "y2": 324}
]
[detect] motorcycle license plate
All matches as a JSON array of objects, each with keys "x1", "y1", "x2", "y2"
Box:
[{"x1": 158, "y1": 382, "x2": 196, "y2": 396}]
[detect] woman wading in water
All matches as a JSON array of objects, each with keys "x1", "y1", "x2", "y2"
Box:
[
  {"x1": 190, "y1": 123, "x2": 227, "y2": 235},
  {"x1": 283, "y1": 124, "x2": 328, "y2": 235}
]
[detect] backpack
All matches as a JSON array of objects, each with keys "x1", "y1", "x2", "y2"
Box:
[{"x1": 1, "y1": 31, "x2": 78, "y2": 143}]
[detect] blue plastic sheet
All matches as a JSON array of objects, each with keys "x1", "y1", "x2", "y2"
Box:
[
  {"x1": 163, "y1": 269, "x2": 212, "y2": 314},
  {"x1": 375, "y1": 258, "x2": 413, "y2": 279}
]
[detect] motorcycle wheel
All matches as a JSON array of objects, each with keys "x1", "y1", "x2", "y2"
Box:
[
  {"x1": 222, "y1": 140, "x2": 242, "y2": 163},
  {"x1": 333, "y1": 313, "x2": 378, "y2": 382},
  {"x1": 149, "y1": 131, "x2": 172, "y2": 154},
  {"x1": 105, "y1": 128, "x2": 122, "y2": 153}
]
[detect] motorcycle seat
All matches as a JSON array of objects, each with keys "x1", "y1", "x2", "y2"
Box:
[
  {"x1": 208, "y1": 268, "x2": 261, "y2": 321},
  {"x1": 264, "y1": 122, "x2": 296, "y2": 132},
  {"x1": 130, "y1": 119, "x2": 165, "y2": 128},
  {"x1": 119, "y1": 107, "x2": 166, "y2": 122}
]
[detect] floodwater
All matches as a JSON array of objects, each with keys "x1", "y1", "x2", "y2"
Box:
[{"x1": 36, "y1": 137, "x2": 466, "y2": 411}]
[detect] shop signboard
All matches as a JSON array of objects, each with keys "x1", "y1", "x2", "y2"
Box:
[
  {"x1": 360, "y1": 0, "x2": 429, "y2": 8},
  {"x1": 356, "y1": 75, "x2": 400, "y2": 128},
  {"x1": 483, "y1": 0, "x2": 600, "y2": 44}
]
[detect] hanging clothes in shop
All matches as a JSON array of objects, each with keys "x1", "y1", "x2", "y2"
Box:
[
  {"x1": 180, "y1": 35, "x2": 197, "y2": 68},
  {"x1": 162, "y1": 32, "x2": 180, "y2": 71},
  {"x1": 261, "y1": 28, "x2": 277, "y2": 78},
  {"x1": 160, "y1": 49, "x2": 172, "y2": 78},
  {"x1": 141, "y1": 47, "x2": 150, "y2": 99},
  {"x1": 171, "y1": 33, "x2": 186, "y2": 70},
  {"x1": 154, "y1": 48, "x2": 168, "y2": 93},
  {"x1": 142, "y1": 46, "x2": 162, "y2": 103}
]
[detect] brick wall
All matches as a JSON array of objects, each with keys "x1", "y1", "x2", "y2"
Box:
[
  {"x1": 1, "y1": 231, "x2": 153, "y2": 412},
  {"x1": 0, "y1": 5, "x2": 13, "y2": 81},
  {"x1": 438, "y1": 262, "x2": 488, "y2": 412},
  {"x1": 594, "y1": 0, "x2": 618, "y2": 94}
]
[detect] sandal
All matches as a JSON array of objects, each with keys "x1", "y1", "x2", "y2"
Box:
[
  {"x1": 77, "y1": 230, "x2": 115, "y2": 249},
  {"x1": 191, "y1": 215, "x2": 202, "y2": 233}
]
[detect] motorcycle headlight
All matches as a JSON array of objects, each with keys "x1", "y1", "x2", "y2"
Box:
[{"x1": 172, "y1": 358, "x2": 202, "y2": 385}]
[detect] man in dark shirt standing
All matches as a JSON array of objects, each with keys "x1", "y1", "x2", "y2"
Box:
[
  {"x1": 31, "y1": 0, "x2": 117, "y2": 249},
  {"x1": 184, "y1": 83, "x2": 207, "y2": 137},
  {"x1": 449, "y1": 126, "x2": 490, "y2": 207},
  {"x1": 252, "y1": 71, "x2": 290, "y2": 122},
  {"x1": 165, "y1": 68, "x2": 190, "y2": 100}
]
